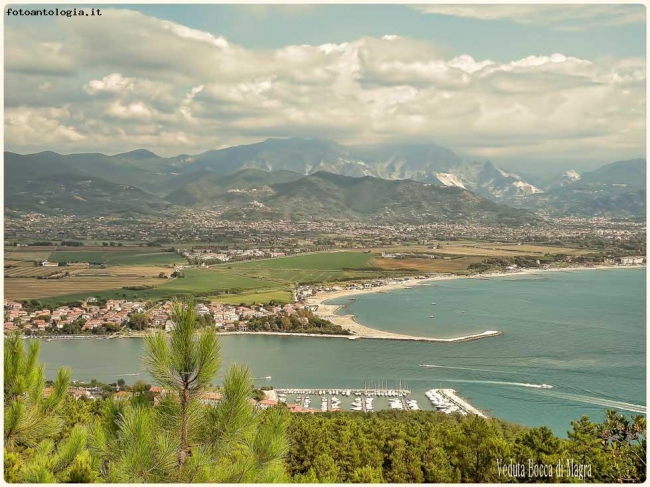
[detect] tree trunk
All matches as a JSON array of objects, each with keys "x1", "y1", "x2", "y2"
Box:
[{"x1": 179, "y1": 382, "x2": 190, "y2": 467}]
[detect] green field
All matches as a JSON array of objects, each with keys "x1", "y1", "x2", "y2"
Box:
[
  {"x1": 212, "y1": 290, "x2": 294, "y2": 305},
  {"x1": 37, "y1": 268, "x2": 281, "y2": 306},
  {"x1": 232, "y1": 252, "x2": 375, "y2": 271},
  {"x1": 25, "y1": 251, "x2": 396, "y2": 306},
  {"x1": 47, "y1": 250, "x2": 182, "y2": 266}
]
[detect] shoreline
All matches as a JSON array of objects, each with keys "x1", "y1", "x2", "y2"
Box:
[
  {"x1": 20, "y1": 264, "x2": 644, "y2": 345},
  {"x1": 307, "y1": 264, "x2": 645, "y2": 341}
]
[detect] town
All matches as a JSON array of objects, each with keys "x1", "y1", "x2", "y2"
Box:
[
  {"x1": 5, "y1": 210, "x2": 646, "y2": 251},
  {"x1": 3, "y1": 296, "x2": 346, "y2": 337}
]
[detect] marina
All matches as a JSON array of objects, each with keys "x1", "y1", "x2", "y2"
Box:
[{"x1": 274, "y1": 385, "x2": 481, "y2": 415}]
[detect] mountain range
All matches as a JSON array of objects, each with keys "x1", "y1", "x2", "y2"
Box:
[{"x1": 4, "y1": 138, "x2": 645, "y2": 221}]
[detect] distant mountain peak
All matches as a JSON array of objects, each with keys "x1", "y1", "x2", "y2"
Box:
[{"x1": 116, "y1": 149, "x2": 160, "y2": 159}]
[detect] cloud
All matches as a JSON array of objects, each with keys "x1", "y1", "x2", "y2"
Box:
[
  {"x1": 3, "y1": 8, "x2": 646, "y2": 166},
  {"x1": 84, "y1": 73, "x2": 135, "y2": 94},
  {"x1": 413, "y1": 5, "x2": 646, "y2": 30}
]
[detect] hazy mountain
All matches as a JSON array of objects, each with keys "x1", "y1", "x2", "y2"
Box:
[
  {"x1": 576, "y1": 158, "x2": 645, "y2": 190},
  {"x1": 5, "y1": 172, "x2": 171, "y2": 216},
  {"x1": 165, "y1": 168, "x2": 304, "y2": 206},
  {"x1": 4, "y1": 150, "x2": 206, "y2": 197},
  {"x1": 5, "y1": 144, "x2": 643, "y2": 219},
  {"x1": 516, "y1": 159, "x2": 646, "y2": 217},
  {"x1": 213, "y1": 171, "x2": 538, "y2": 225},
  {"x1": 4, "y1": 139, "x2": 541, "y2": 202}
]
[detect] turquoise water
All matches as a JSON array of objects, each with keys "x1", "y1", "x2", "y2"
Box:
[{"x1": 37, "y1": 268, "x2": 645, "y2": 436}]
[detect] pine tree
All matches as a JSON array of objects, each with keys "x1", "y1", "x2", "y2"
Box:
[
  {"x1": 90, "y1": 296, "x2": 290, "y2": 483},
  {"x1": 4, "y1": 333, "x2": 71, "y2": 449},
  {"x1": 4, "y1": 333, "x2": 95, "y2": 482}
]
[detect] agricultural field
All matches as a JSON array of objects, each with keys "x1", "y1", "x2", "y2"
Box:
[
  {"x1": 29, "y1": 268, "x2": 282, "y2": 306},
  {"x1": 371, "y1": 256, "x2": 485, "y2": 273},
  {"x1": 370, "y1": 242, "x2": 588, "y2": 258},
  {"x1": 3, "y1": 250, "x2": 53, "y2": 262},
  {"x1": 232, "y1": 251, "x2": 375, "y2": 271},
  {"x1": 47, "y1": 249, "x2": 182, "y2": 266},
  {"x1": 3, "y1": 275, "x2": 164, "y2": 300},
  {"x1": 4, "y1": 265, "x2": 63, "y2": 278},
  {"x1": 7, "y1": 244, "x2": 585, "y2": 306},
  {"x1": 228, "y1": 267, "x2": 384, "y2": 285},
  {"x1": 211, "y1": 290, "x2": 294, "y2": 306}
]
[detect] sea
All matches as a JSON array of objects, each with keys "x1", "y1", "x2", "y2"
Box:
[{"x1": 37, "y1": 268, "x2": 646, "y2": 436}]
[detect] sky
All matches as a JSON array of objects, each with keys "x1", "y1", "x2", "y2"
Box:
[{"x1": 4, "y1": 3, "x2": 647, "y2": 173}]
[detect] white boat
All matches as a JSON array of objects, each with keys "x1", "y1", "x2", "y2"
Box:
[{"x1": 540, "y1": 384, "x2": 553, "y2": 389}]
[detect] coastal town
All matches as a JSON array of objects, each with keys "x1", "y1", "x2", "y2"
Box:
[{"x1": 3, "y1": 297, "x2": 340, "y2": 336}]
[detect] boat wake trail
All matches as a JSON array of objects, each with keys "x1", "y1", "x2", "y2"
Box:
[
  {"x1": 122, "y1": 373, "x2": 141, "y2": 376},
  {"x1": 542, "y1": 391, "x2": 646, "y2": 414},
  {"x1": 435, "y1": 379, "x2": 552, "y2": 389},
  {"x1": 419, "y1": 364, "x2": 518, "y2": 375}
]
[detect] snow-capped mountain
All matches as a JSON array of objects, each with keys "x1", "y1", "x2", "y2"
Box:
[
  {"x1": 434, "y1": 172, "x2": 466, "y2": 189},
  {"x1": 546, "y1": 170, "x2": 581, "y2": 190},
  {"x1": 434, "y1": 160, "x2": 543, "y2": 201}
]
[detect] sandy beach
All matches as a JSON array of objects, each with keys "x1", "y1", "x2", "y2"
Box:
[{"x1": 307, "y1": 264, "x2": 644, "y2": 342}]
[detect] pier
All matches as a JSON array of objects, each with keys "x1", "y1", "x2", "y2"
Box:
[
  {"x1": 425, "y1": 388, "x2": 486, "y2": 418},
  {"x1": 216, "y1": 329, "x2": 503, "y2": 343}
]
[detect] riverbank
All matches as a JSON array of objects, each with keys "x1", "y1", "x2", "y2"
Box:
[{"x1": 307, "y1": 264, "x2": 644, "y2": 340}]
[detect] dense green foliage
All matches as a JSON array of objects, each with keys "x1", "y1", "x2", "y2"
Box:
[
  {"x1": 243, "y1": 309, "x2": 350, "y2": 335},
  {"x1": 286, "y1": 410, "x2": 646, "y2": 483}
]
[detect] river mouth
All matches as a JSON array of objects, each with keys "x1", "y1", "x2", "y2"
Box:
[{"x1": 38, "y1": 268, "x2": 645, "y2": 436}]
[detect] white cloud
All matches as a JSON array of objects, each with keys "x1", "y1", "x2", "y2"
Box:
[
  {"x1": 413, "y1": 5, "x2": 645, "y2": 30},
  {"x1": 84, "y1": 73, "x2": 135, "y2": 94},
  {"x1": 3, "y1": 8, "x2": 646, "y2": 165},
  {"x1": 107, "y1": 101, "x2": 154, "y2": 119}
]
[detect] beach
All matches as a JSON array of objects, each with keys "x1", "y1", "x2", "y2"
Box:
[{"x1": 308, "y1": 264, "x2": 645, "y2": 341}]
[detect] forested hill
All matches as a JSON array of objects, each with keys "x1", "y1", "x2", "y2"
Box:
[{"x1": 286, "y1": 410, "x2": 646, "y2": 483}]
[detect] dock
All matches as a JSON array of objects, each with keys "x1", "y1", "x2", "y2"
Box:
[
  {"x1": 426, "y1": 388, "x2": 486, "y2": 418},
  {"x1": 216, "y1": 330, "x2": 502, "y2": 343}
]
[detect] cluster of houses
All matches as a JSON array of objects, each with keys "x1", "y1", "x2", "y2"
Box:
[
  {"x1": 295, "y1": 277, "x2": 425, "y2": 302},
  {"x1": 179, "y1": 247, "x2": 290, "y2": 264},
  {"x1": 604, "y1": 256, "x2": 646, "y2": 266},
  {"x1": 5, "y1": 297, "x2": 317, "y2": 335},
  {"x1": 39, "y1": 260, "x2": 90, "y2": 267},
  {"x1": 4, "y1": 298, "x2": 145, "y2": 333},
  {"x1": 149, "y1": 300, "x2": 311, "y2": 332}
]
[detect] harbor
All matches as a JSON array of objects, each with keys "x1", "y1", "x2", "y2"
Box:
[{"x1": 273, "y1": 385, "x2": 484, "y2": 416}]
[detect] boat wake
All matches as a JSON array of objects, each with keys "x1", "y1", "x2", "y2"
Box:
[
  {"x1": 435, "y1": 379, "x2": 553, "y2": 389},
  {"x1": 122, "y1": 373, "x2": 141, "y2": 376},
  {"x1": 542, "y1": 391, "x2": 646, "y2": 414}
]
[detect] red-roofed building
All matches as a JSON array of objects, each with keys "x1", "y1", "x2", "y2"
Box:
[{"x1": 258, "y1": 399, "x2": 278, "y2": 409}]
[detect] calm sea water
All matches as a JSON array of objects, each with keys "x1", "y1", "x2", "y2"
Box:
[{"x1": 38, "y1": 268, "x2": 646, "y2": 436}]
